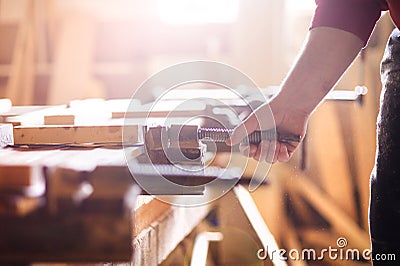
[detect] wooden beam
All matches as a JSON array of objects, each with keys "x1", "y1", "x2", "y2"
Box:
[
  {"x1": 133, "y1": 202, "x2": 210, "y2": 265},
  {"x1": 278, "y1": 165, "x2": 370, "y2": 251},
  {"x1": 5, "y1": 1, "x2": 35, "y2": 105},
  {"x1": 279, "y1": 213, "x2": 307, "y2": 266},
  {"x1": 44, "y1": 115, "x2": 75, "y2": 125},
  {"x1": 190, "y1": 231, "x2": 223, "y2": 266},
  {"x1": 307, "y1": 102, "x2": 356, "y2": 219},
  {"x1": 233, "y1": 185, "x2": 287, "y2": 266},
  {"x1": 13, "y1": 124, "x2": 139, "y2": 145},
  {"x1": 47, "y1": 9, "x2": 104, "y2": 104}
]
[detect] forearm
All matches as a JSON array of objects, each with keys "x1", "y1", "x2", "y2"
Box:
[
  {"x1": 229, "y1": 27, "x2": 366, "y2": 162},
  {"x1": 271, "y1": 27, "x2": 363, "y2": 116}
]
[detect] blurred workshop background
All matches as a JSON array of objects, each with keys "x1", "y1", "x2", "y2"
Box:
[
  {"x1": 0, "y1": 0, "x2": 396, "y2": 264},
  {"x1": 1, "y1": 0, "x2": 329, "y2": 105}
]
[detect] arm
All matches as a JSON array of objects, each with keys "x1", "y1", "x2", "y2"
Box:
[{"x1": 228, "y1": 27, "x2": 363, "y2": 162}]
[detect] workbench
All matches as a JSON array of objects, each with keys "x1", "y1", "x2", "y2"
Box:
[{"x1": 0, "y1": 97, "x2": 284, "y2": 265}]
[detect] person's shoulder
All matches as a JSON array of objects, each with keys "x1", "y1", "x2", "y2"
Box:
[
  {"x1": 386, "y1": 0, "x2": 400, "y2": 28},
  {"x1": 315, "y1": 0, "x2": 387, "y2": 10},
  {"x1": 379, "y1": 0, "x2": 389, "y2": 10}
]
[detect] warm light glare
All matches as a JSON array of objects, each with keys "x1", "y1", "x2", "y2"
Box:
[{"x1": 157, "y1": 0, "x2": 239, "y2": 24}]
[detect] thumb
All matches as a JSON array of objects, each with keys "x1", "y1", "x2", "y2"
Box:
[{"x1": 226, "y1": 115, "x2": 258, "y2": 146}]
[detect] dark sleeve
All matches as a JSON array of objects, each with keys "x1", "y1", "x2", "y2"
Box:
[{"x1": 311, "y1": 0, "x2": 385, "y2": 46}]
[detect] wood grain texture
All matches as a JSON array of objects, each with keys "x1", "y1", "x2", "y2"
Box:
[
  {"x1": 44, "y1": 115, "x2": 75, "y2": 125},
  {"x1": 13, "y1": 124, "x2": 139, "y2": 144},
  {"x1": 132, "y1": 198, "x2": 210, "y2": 265}
]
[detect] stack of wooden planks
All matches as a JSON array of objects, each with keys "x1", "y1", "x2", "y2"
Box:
[{"x1": 0, "y1": 100, "x2": 143, "y2": 262}]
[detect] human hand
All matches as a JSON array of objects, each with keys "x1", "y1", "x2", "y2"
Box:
[{"x1": 226, "y1": 101, "x2": 308, "y2": 163}]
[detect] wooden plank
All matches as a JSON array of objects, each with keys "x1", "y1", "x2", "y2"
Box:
[
  {"x1": 190, "y1": 231, "x2": 223, "y2": 266},
  {"x1": 65, "y1": 98, "x2": 116, "y2": 125},
  {"x1": 134, "y1": 196, "x2": 170, "y2": 237},
  {"x1": 279, "y1": 213, "x2": 307, "y2": 266},
  {"x1": 161, "y1": 230, "x2": 198, "y2": 266},
  {"x1": 307, "y1": 102, "x2": 356, "y2": 219},
  {"x1": 18, "y1": 1, "x2": 35, "y2": 105},
  {"x1": 113, "y1": 99, "x2": 207, "y2": 119},
  {"x1": 5, "y1": 99, "x2": 116, "y2": 126},
  {"x1": 13, "y1": 124, "x2": 139, "y2": 144},
  {"x1": 335, "y1": 101, "x2": 375, "y2": 230},
  {"x1": 47, "y1": 9, "x2": 104, "y2": 104},
  {"x1": 285, "y1": 186, "x2": 317, "y2": 226},
  {"x1": 3, "y1": 105, "x2": 68, "y2": 126},
  {"x1": 133, "y1": 226, "x2": 158, "y2": 266},
  {"x1": 44, "y1": 115, "x2": 75, "y2": 125},
  {"x1": 278, "y1": 165, "x2": 370, "y2": 251},
  {"x1": 247, "y1": 170, "x2": 284, "y2": 248},
  {"x1": 117, "y1": 110, "x2": 206, "y2": 119},
  {"x1": 133, "y1": 198, "x2": 210, "y2": 265},
  {"x1": 217, "y1": 187, "x2": 275, "y2": 265},
  {"x1": 233, "y1": 185, "x2": 287, "y2": 266},
  {"x1": 155, "y1": 204, "x2": 210, "y2": 264},
  {"x1": 5, "y1": 1, "x2": 35, "y2": 105}
]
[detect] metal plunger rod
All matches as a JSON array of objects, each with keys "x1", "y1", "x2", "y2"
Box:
[{"x1": 198, "y1": 128, "x2": 301, "y2": 145}]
